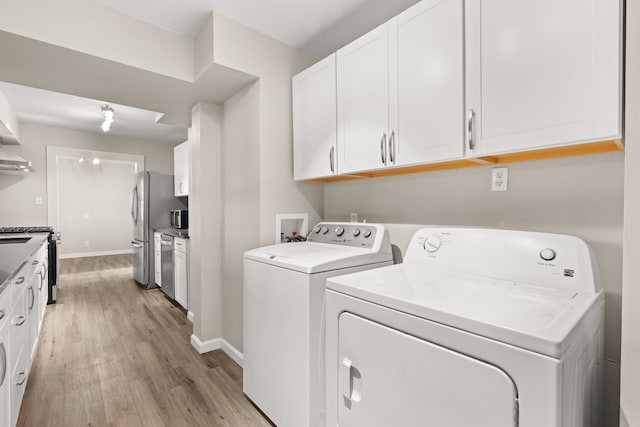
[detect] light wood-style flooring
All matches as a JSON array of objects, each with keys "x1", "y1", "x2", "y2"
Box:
[{"x1": 18, "y1": 254, "x2": 272, "y2": 427}]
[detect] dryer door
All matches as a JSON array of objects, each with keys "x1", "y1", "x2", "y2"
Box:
[{"x1": 338, "y1": 313, "x2": 518, "y2": 427}]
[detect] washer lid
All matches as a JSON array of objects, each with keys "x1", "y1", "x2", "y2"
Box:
[
  {"x1": 244, "y1": 242, "x2": 392, "y2": 274},
  {"x1": 327, "y1": 264, "x2": 603, "y2": 358}
]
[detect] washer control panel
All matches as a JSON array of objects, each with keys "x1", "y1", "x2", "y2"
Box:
[{"x1": 307, "y1": 223, "x2": 379, "y2": 248}]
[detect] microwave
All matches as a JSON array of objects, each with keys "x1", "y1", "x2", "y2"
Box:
[{"x1": 171, "y1": 209, "x2": 188, "y2": 229}]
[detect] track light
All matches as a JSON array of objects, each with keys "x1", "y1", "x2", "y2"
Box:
[{"x1": 101, "y1": 104, "x2": 114, "y2": 132}]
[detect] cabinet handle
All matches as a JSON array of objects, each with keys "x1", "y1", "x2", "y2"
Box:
[
  {"x1": 28, "y1": 286, "x2": 35, "y2": 310},
  {"x1": 0, "y1": 309, "x2": 4, "y2": 321},
  {"x1": 380, "y1": 132, "x2": 387, "y2": 165},
  {"x1": 38, "y1": 270, "x2": 44, "y2": 290},
  {"x1": 16, "y1": 372, "x2": 26, "y2": 386},
  {"x1": 12, "y1": 316, "x2": 25, "y2": 326},
  {"x1": 15, "y1": 277, "x2": 25, "y2": 286},
  {"x1": 467, "y1": 109, "x2": 476, "y2": 151},
  {"x1": 0, "y1": 342, "x2": 6, "y2": 387},
  {"x1": 342, "y1": 357, "x2": 353, "y2": 401},
  {"x1": 389, "y1": 130, "x2": 396, "y2": 164},
  {"x1": 31, "y1": 260, "x2": 39, "y2": 266},
  {"x1": 329, "y1": 146, "x2": 335, "y2": 173}
]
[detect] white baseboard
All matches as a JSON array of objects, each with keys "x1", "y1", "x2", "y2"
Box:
[
  {"x1": 221, "y1": 339, "x2": 244, "y2": 367},
  {"x1": 187, "y1": 311, "x2": 194, "y2": 322},
  {"x1": 60, "y1": 249, "x2": 133, "y2": 259},
  {"x1": 190, "y1": 334, "x2": 222, "y2": 354},
  {"x1": 190, "y1": 334, "x2": 244, "y2": 367}
]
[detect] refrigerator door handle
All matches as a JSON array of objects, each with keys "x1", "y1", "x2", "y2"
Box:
[
  {"x1": 131, "y1": 241, "x2": 143, "y2": 249},
  {"x1": 130, "y1": 186, "x2": 136, "y2": 223},
  {"x1": 132, "y1": 186, "x2": 139, "y2": 224}
]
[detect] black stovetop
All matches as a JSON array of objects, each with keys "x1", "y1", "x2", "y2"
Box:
[{"x1": 0, "y1": 226, "x2": 54, "y2": 234}]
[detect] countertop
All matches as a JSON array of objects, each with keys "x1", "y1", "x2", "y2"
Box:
[
  {"x1": 155, "y1": 228, "x2": 189, "y2": 239},
  {"x1": 0, "y1": 233, "x2": 49, "y2": 294}
]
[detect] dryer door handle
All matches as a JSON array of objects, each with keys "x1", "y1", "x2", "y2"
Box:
[{"x1": 341, "y1": 357, "x2": 353, "y2": 402}]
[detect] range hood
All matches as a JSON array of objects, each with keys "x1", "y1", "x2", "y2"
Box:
[{"x1": 0, "y1": 145, "x2": 34, "y2": 172}]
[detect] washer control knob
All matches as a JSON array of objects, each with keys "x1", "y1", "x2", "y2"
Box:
[
  {"x1": 352, "y1": 228, "x2": 361, "y2": 237},
  {"x1": 321, "y1": 226, "x2": 329, "y2": 234},
  {"x1": 540, "y1": 248, "x2": 556, "y2": 261},
  {"x1": 314, "y1": 226, "x2": 321, "y2": 233},
  {"x1": 363, "y1": 229, "x2": 372, "y2": 238},
  {"x1": 335, "y1": 226, "x2": 345, "y2": 236},
  {"x1": 424, "y1": 235, "x2": 442, "y2": 253}
]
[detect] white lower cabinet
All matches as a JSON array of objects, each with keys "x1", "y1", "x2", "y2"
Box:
[
  {"x1": 0, "y1": 240, "x2": 49, "y2": 427},
  {"x1": 154, "y1": 232, "x2": 162, "y2": 287},
  {"x1": 174, "y1": 237, "x2": 189, "y2": 310}
]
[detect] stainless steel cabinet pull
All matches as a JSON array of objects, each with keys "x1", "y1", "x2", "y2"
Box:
[
  {"x1": 329, "y1": 146, "x2": 335, "y2": 173},
  {"x1": 16, "y1": 372, "x2": 26, "y2": 386},
  {"x1": 380, "y1": 132, "x2": 387, "y2": 165},
  {"x1": 131, "y1": 241, "x2": 143, "y2": 249},
  {"x1": 0, "y1": 343, "x2": 6, "y2": 387},
  {"x1": 468, "y1": 109, "x2": 476, "y2": 151},
  {"x1": 38, "y1": 271, "x2": 44, "y2": 290},
  {"x1": 389, "y1": 130, "x2": 396, "y2": 164},
  {"x1": 28, "y1": 286, "x2": 35, "y2": 310},
  {"x1": 15, "y1": 277, "x2": 25, "y2": 285},
  {"x1": 12, "y1": 316, "x2": 25, "y2": 326},
  {"x1": 31, "y1": 260, "x2": 39, "y2": 266},
  {"x1": 0, "y1": 309, "x2": 4, "y2": 320}
]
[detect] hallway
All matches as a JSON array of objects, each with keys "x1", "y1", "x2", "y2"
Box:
[{"x1": 18, "y1": 255, "x2": 271, "y2": 427}]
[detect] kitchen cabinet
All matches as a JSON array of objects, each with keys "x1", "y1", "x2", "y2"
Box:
[
  {"x1": 0, "y1": 289, "x2": 10, "y2": 427},
  {"x1": 293, "y1": 54, "x2": 337, "y2": 180},
  {"x1": 464, "y1": 0, "x2": 621, "y2": 156},
  {"x1": 174, "y1": 237, "x2": 188, "y2": 310},
  {"x1": 337, "y1": 0, "x2": 464, "y2": 175},
  {"x1": 8, "y1": 288, "x2": 27, "y2": 427},
  {"x1": 154, "y1": 232, "x2": 162, "y2": 287},
  {"x1": 37, "y1": 257, "x2": 48, "y2": 331},
  {"x1": 174, "y1": 139, "x2": 189, "y2": 197}
]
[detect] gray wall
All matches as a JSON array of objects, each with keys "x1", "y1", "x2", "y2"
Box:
[
  {"x1": 221, "y1": 81, "x2": 261, "y2": 351},
  {"x1": 620, "y1": 0, "x2": 640, "y2": 423},
  {"x1": 324, "y1": 151, "x2": 624, "y2": 425},
  {"x1": 0, "y1": 122, "x2": 175, "y2": 227}
]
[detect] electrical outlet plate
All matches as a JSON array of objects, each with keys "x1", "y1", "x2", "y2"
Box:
[
  {"x1": 350, "y1": 212, "x2": 358, "y2": 223},
  {"x1": 492, "y1": 167, "x2": 508, "y2": 192}
]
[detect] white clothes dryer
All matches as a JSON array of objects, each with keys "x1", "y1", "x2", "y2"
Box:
[
  {"x1": 243, "y1": 222, "x2": 393, "y2": 427},
  {"x1": 325, "y1": 228, "x2": 604, "y2": 427}
]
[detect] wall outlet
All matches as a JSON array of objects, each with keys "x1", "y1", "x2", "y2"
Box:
[
  {"x1": 84, "y1": 241, "x2": 89, "y2": 247},
  {"x1": 35, "y1": 196, "x2": 43, "y2": 206},
  {"x1": 491, "y1": 167, "x2": 509, "y2": 192},
  {"x1": 350, "y1": 212, "x2": 358, "y2": 223}
]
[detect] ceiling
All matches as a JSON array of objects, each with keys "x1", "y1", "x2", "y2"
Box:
[{"x1": 0, "y1": 0, "x2": 419, "y2": 144}]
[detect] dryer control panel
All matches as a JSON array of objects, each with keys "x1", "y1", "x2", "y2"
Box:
[{"x1": 307, "y1": 223, "x2": 380, "y2": 249}]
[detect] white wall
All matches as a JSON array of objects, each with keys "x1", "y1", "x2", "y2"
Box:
[
  {"x1": 324, "y1": 152, "x2": 624, "y2": 425},
  {"x1": 0, "y1": 122, "x2": 175, "y2": 228},
  {"x1": 620, "y1": 0, "x2": 640, "y2": 424}
]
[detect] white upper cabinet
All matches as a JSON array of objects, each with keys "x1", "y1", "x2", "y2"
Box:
[
  {"x1": 293, "y1": 54, "x2": 338, "y2": 181},
  {"x1": 388, "y1": 0, "x2": 464, "y2": 167},
  {"x1": 337, "y1": 25, "x2": 390, "y2": 174},
  {"x1": 465, "y1": 0, "x2": 622, "y2": 156},
  {"x1": 337, "y1": 0, "x2": 464, "y2": 175},
  {"x1": 174, "y1": 138, "x2": 189, "y2": 197}
]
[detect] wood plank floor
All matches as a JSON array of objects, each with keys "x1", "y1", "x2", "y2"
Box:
[{"x1": 18, "y1": 254, "x2": 273, "y2": 427}]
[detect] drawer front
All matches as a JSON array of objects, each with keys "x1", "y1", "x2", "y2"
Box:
[
  {"x1": 0, "y1": 288, "x2": 9, "y2": 330},
  {"x1": 10, "y1": 267, "x2": 28, "y2": 311},
  {"x1": 8, "y1": 291, "x2": 26, "y2": 378}
]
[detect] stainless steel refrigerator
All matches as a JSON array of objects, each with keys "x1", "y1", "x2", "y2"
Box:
[{"x1": 131, "y1": 171, "x2": 186, "y2": 288}]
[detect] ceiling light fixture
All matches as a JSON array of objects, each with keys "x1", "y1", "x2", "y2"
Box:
[
  {"x1": 92, "y1": 157, "x2": 100, "y2": 165},
  {"x1": 101, "y1": 104, "x2": 114, "y2": 132}
]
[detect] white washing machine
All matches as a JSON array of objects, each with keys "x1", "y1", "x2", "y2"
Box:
[
  {"x1": 243, "y1": 222, "x2": 393, "y2": 427},
  {"x1": 325, "y1": 228, "x2": 604, "y2": 427}
]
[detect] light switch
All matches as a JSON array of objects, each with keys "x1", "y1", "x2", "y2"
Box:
[{"x1": 35, "y1": 196, "x2": 43, "y2": 205}]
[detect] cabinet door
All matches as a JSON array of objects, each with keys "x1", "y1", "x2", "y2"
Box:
[
  {"x1": 26, "y1": 277, "x2": 37, "y2": 362},
  {"x1": 465, "y1": 0, "x2": 621, "y2": 156},
  {"x1": 174, "y1": 250, "x2": 188, "y2": 309},
  {"x1": 388, "y1": 0, "x2": 464, "y2": 166},
  {"x1": 174, "y1": 141, "x2": 189, "y2": 196},
  {"x1": 154, "y1": 233, "x2": 162, "y2": 287},
  {"x1": 337, "y1": 25, "x2": 390, "y2": 174},
  {"x1": 0, "y1": 324, "x2": 9, "y2": 427},
  {"x1": 293, "y1": 54, "x2": 337, "y2": 180}
]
